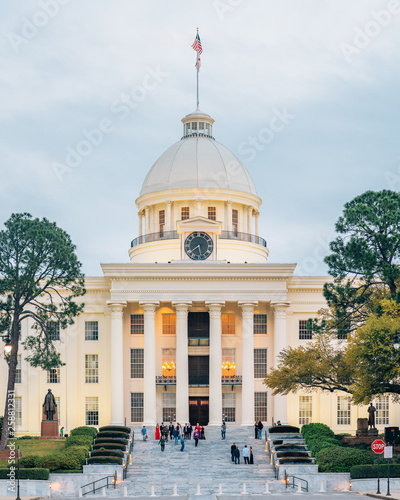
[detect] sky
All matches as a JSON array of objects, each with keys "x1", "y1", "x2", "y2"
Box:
[{"x1": 1, "y1": 0, "x2": 399, "y2": 276}]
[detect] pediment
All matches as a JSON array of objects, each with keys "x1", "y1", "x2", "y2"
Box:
[{"x1": 176, "y1": 216, "x2": 222, "y2": 235}]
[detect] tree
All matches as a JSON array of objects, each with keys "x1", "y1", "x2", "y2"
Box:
[
  {"x1": 265, "y1": 190, "x2": 400, "y2": 402},
  {"x1": 0, "y1": 213, "x2": 85, "y2": 450}
]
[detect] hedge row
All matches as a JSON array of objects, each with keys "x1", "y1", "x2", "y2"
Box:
[
  {"x1": 99, "y1": 426, "x2": 130, "y2": 434},
  {"x1": 93, "y1": 443, "x2": 126, "y2": 451},
  {"x1": 95, "y1": 431, "x2": 130, "y2": 439},
  {"x1": 70, "y1": 426, "x2": 97, "y2": 439},
  {"x1": 90, "y1": 450, "x2": 124, "y2": 458},
  {"x1": 0, "y1": 468, "x2": 49, "y2": 479},
  {"x1": 268, "y1": 425, "x2": 300, "y2": 434},
  {"x1": 20, "y1": 446, "x2": 88, "y2": 471},
  {"x1": 301, "y1": 423, "x2": 340, "y2": 456},
  {"x1": 65, "y1": 435, "x2": 92, "y2": 448},
  {"x1": 276, "y1": 451, "x2": 310, "y2": 458},
  {"x1": 279, "y1": 458, "x2": 313, "y2": 464},
  {"x1": 87, "y1": 457, "x2": 123, "y2": 465},
  {"x1": 351, "y1": 464, "x2": 400, "y2": 479},
  {"x1": 94, "y1": 438, "x2": 128, "y2": 446}
]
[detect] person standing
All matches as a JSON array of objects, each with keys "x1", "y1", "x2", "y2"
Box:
[
  {"x1": 231, "y1": 442, "x2": 236, "y2": 462},
  {"x1": 180, "y1": 433, "x2": 185, "y2": 452},
  {"x1": 254, "y1": 422, "x2": 258, "y2": 439},
  {"x1": 221, "y1": 421, "x2": 226, "y2": 440},
  {"x1": 234, "y1": 446, "x2": 240, "y2": 464},
  {"x1": 60, "y1": 427, "x2": 64, "y2": 437},
  {"x1": 249, "y1": 446, "x2": 254, "y2": 464},
  {"x1": 141, "y1": 426, "x2": 147, "y2": 441},
  {"x1": 155, "y1": 424, "x2": 160, "y2": 440},
  {"x1": 173, "y1": 426, "x2": 179, "y2": 444},
  {"x1": 257, "y1": 420, "x2": 264, "y2": 439},
  {"x1": 193, "y1": 428, "x2": 200, "y2": 447},
  {"x1": 200, "y1": 426, "x2": 205, "y2": 440},
  {"x1": 169, "y1": 422, "x2": 174, "y2": 440},
  {"x1": 159, "y1": 435, "x2": 165, "y2": 452},
  {"x1": 243, "y1": 445, "x2": 250, "y2": 464},
  {"x1": 188, "y1": 423, "x2": 193, "y2": 440},
  {"x1": 163, "y1": 426, "x2": 168, "y2": 442}
]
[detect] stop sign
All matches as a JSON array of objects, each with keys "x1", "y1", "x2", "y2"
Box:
[{"x1": 371, "y1": 439, "x2": 385, "y2": 454}]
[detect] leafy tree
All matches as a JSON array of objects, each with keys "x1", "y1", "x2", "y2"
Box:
[{"x1": 0, "y1": 213, "x2": 85, "y2": 450}]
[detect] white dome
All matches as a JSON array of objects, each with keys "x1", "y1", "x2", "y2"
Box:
[{"x1": 140, "y1": 136, "x2": 257, "y2": 196}]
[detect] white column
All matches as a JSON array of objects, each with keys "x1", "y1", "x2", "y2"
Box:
[
  {"x1": 271, "y1": 301, "x2": 290, "y2": 424},
  {"x1": 138, "y1": 212, "x2": 143, "y2": 238},
  {"x1": 107, "y1": 301, "x2": 127, "y2": 425},
  {"x1": 140, "y1": 301, "x2": 159, "y2": 425},
  {"x1": 173, "y1": 302, "x2": 191, "y2": 423},
  {"x1": 226, "y1": 201, "x2": 232, "y2": 232},
  {"x1": 255, "y1": 212, "x2": 259, "y2": 237},
  {"x1": 196, "y1": 198, "x2": 202, "y2": 216},
  {"x1": 166, "y1": 201, "x2": 172, "y2": 231},
  {"x1": 207, "y1": 302, "x2": 225, "y2": 425},
  {"x1": 239, "y1": 302, "x2": 257, "y2": 426},
  {"x1": 247, "y1": 206, "x2": 253, "y2": 234},
  {"x1": 145, "y1": 206, "x2": 150, "y2": 235}
]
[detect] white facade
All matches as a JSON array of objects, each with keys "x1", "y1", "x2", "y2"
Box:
[{"x1": 1, "y1": 109, "x2": 399, "y2": 434}]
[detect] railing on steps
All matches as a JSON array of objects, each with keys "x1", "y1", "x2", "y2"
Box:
[
  {"x1": 81, "y1": 473, "x2": 116, "y2": 496},
  {"x1": 284, "y1": 471, "x2": 308, "y2": 492}
]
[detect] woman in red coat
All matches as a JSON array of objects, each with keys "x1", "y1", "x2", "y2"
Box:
[{"x1": 155, "y1": 424, "x2": 160, "y2": 440}]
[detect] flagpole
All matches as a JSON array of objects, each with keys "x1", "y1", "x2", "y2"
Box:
[{"x1": 196, "y1": 28, "x2": 199, "y2": 110}]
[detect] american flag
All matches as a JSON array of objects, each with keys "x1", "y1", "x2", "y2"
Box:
[{"x1": 192, "y1": 32, "x2": 202, "y2": 71}]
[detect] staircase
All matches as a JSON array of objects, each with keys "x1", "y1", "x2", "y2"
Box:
[{"x1": 122, "y1": 425, "x2": 276, "y2": 497}]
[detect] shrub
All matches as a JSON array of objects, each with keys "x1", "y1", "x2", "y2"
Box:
[
  {"x1": 70, "y1": 426, "x2": 97, "y2": 439},
  {"x1": 36, "y1": 453, "x2": 62, "y2": 471},
  {"x1": 20, "y1": 455, "x2": 39, "y2": 468},
  {"x1": 58, "y1": 447, "x2": 87, "y2": 470},
  {"x1": 94, "y1": 438, "x2": 128, "y2": 446},
  {"x1": 0, "y1": 468, "x2": 49, "y2": 480},
  {"x1": 65, "y1": 435, "x2": 92, "y2": 448},
  {"x1": 302, "y1": 423, "x2": 334, "y2": 440},
  {"x1": 268, "y1": 425, "x2": 300, "y2": 434},
  {"x1": 90, "y1": 450, "x2": 124, "y2": 458},
  {"x1": 95, "y1": 431, "x2": 130, "y2": 439},
  {"x1": 316, "y1": 446, "x2": 374, "y2": 472},
  {"x1": 99, "y1": 426, "x2": 130, "y2": 434},
  {"x1": 279, "y1": 458, "x2": 313, "y2": 464},
  {"x1": 351, "y1": 464, "x2": 400, "y2": 479},
  {"x1": 272, "y1": 440, "x2": 283, "y2": 445},
  {"x1": 306, "y1": 437, "x2": 340, "y2": 455},
  {"x1": 93, "y1": 443, "x2": 126, "y2": 451},
  {"x1": 87, "y1": 456, "x2": 123, "y2": 465}
]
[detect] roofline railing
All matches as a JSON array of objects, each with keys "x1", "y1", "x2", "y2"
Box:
[{"x1": 131, "y1": 230, "x2": 267, "y2": 248}]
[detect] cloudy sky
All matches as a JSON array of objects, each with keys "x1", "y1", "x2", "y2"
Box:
[{"x1": 1, "y1": 0, "x2": 399, "y2": 276}]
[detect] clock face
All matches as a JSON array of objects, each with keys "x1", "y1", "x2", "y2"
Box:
[{"x1": 184, "y1": 232, "x2": 213, "y2": 260}]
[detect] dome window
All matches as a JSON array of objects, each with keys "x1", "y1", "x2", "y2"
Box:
[
  {"x1": 181, "y1": 207, "x2": 190, "y2": 220},
  {"x1": 199, "y1": 122, "x2": 205, "y2": 135}
]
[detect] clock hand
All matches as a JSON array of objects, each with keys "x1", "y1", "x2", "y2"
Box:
[{"x1": 192, "y1": 245, "x2": 201, "y2": 253}]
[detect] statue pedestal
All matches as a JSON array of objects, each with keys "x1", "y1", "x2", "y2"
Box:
[
  {"x1": 368, "y1": 428, "x2": 379, "y2": 436},
  {"x1": 356, "y1": 417, "x2": 369, "y2": 436},
  {"x1": 40, "y1": 419, "x2": 59, "y2": 439}
]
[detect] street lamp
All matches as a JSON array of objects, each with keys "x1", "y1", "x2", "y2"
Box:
[
  {"x1": 393, "y1": 330, "x2": 400, "y2": 350},
  {"x1": 1, "y1": 334, "x2": 12, "y2": 354}
]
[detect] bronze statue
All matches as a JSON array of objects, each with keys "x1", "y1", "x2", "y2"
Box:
[
  {"x1": 43, "y1": 389, "x2": 57, "y2": 421},
  {"x1": 368, "y1": 402, "x2": 376, "y2": 429}
]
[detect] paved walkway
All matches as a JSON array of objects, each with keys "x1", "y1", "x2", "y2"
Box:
[{"x1": 125, "y1": 425, "x2": 274, "y2": 497}]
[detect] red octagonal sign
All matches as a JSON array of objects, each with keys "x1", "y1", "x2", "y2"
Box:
[{"x1": 371, "y1": 439, "x2": 385, "y2": 454}]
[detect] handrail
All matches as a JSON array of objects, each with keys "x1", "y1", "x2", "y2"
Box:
[
  {"x1": 284, "y1": 471, "x2": 308, "y2": 492},
  {"x1": 130, "y1": 230, "x2": 267, "y2": 248},
  {"x1": 81, "y1": 474, "x2": 116, "y2": 496}
]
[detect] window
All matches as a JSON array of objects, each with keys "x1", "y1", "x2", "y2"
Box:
[
  {"x1": 232, "y1": 209, "x2": 238, "y2": 235},
  {"x1": 131, "y1": 392, "x2": 144, "y2": 423},
  {"x1": 254, "y1": 392, "x2": 268, "y2": 422},
  {"x1": 208, "y1": 207, "x2": 216, "y2": 221},
  {"x1": 15, "y1": 354, "x2": 21, "y2": 384},
  {"x1": 85, "y1": 354, "x2": 99, "y2": 383},
  {"x1": 131, "y1": 314, "x2": 144, "y2": 335},
  {"x1": 47, "y1": 321, "x2": 60, "y2": 341},
  {"x1": 191, "y1": 122, "x2": 197, "y2": 132},
  {"x1": 85, "y1": 321, "x2": 98, "y2": 341},
  {"x1": 337, "y1": 395, "x2": 351, "y2": 425},
  {"x1": 130, "y1": 349, "x2": 144, "y2": 378},
  {"x1": 162, "y1": 314, "x2": 176, "y2": 335},
  {"x1": 299, "y1": 320, "x2": 312, "y2": 340},
  {"x1": 254, "y1": 349, "x2": 267, "y2": 378},
  {"x1": 85, "y1": 397, "x2": 98, "y2": 426},
  {"x1": 47, "y1": 368, "x2": 60, "y2": 384},
  {"x1": 162, "y1": 348, "x2": 176, "y2": 377},
  {"x1": 199, "y1": 122, "x2": 205, "y2": 134},
  {"x1": 337, "y1": 330, "x2": 348, "y2": 340},
  {"x1": 254, "y1": 314, "x2": 267, "y2": 335},
  {"x1": 159, "y1": 210, "x2": 165, "y2": 236},
  {"x1": 222, "y1": 392, "x2": 236, "y2": 422},
  {"x1": 222, "y1": 314, "x2": 235, "y2": 335},
  {"x1": 55, "y1": 396, "x2": 60, "y2": 422},
  {"x1": 15, "y1": 397, "x2": 22, "y2": 426},
  {"x1": 181, "y1": 207, "x2": 190, "y2": 220},
  {"x1": 376, "y1": 396, "x2": 389, "y2": 426},
  {"x1": 162, "y1": 392, "x2": 176, "y2": 422},
  {"x1": 299, "y1": 395, "x2": 312, "y2": 425},
  {"x1": 222, "y1": 348, "x2": 236, "y2": 378}
]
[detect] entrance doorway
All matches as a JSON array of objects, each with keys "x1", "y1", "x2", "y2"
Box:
[{"x1": 189, "y1": 397, "x2": 209, "y2": 426}]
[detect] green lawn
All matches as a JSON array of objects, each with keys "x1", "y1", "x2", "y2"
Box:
[{"x1": 0, "y1": 438, "x2": 65, "y2": 467}]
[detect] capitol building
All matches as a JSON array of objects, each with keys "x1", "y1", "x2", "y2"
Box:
[{"x1": 1, "y1": 107, "x2": 397, "y2": 434}]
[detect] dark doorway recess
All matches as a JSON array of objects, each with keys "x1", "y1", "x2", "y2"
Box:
[
  {"x1": 189, "y1": 397, "x2": 209, "y2": 426},
  {"x1": 189, "y1": 355, "x2": 209, "y2": 385},
  {"x1": 188, "y1": 312, "x2": 209, "y2": 338}
]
